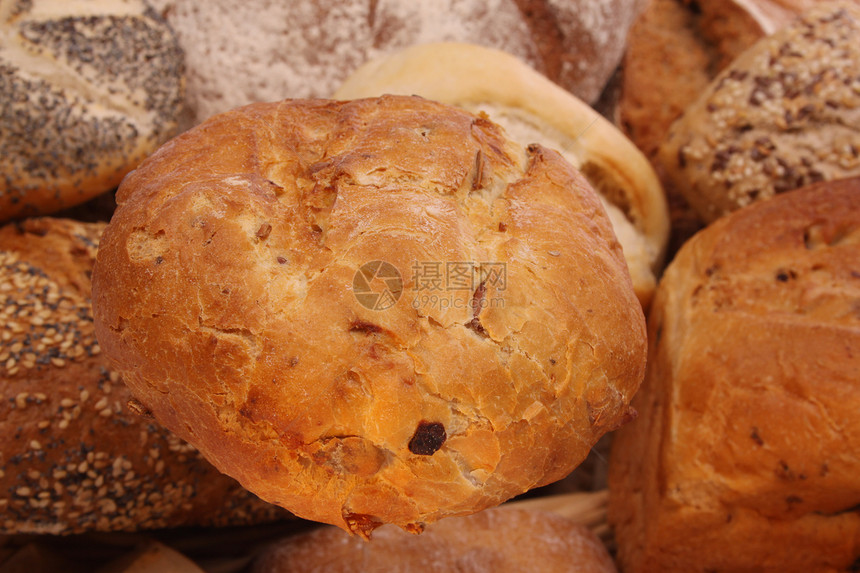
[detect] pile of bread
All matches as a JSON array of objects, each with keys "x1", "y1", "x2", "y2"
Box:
[{"x1": 1, "y1": 0, "x2": 858, "y2": 571}]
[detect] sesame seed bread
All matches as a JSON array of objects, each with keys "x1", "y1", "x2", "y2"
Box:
[
  {"x1": 0, "y1": 0, "x2": 185, "y2": 222},
  {"x1": 147, "y1": 0, "x2": 639, "y2": 126},
  {"x1": 91, "y1": 95, "x2": 647, "y2": 537},
  {"x1": 0, "y1": 217, "x2": 286, "y2": 534},
  {"x1": 608, "y1": 178, "x2": 860, "y2": 572},
  {"x1": 253, "y1": 507, "x2": 617, "y2": 573},
  {"x1": 657, "y1": 1, "x2": 860, "y2": 223},
  {"x1": 333, "y1": 42, "x2": 669, "y2": 309}
]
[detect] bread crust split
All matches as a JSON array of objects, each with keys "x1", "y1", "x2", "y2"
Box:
[
  {"x1": 334, "y1": 42, "x2": 670, "y2": 309},
  {"x1": 92, "y1": 95, "x2": 647, "y2": 536},
  {"x1": 609, "y1": 178, "x2": 860, "y2": 572}
]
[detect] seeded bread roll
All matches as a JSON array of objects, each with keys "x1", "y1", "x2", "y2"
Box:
[
  {"x1": 0, "y1": 218, "x2": 285, "y2": 534},
  {"x1": 608, "y1": 178, "x2": 860, "y2": 572},
  {"x1": 657, "y1": 1, "x2": 860, "y2": 223},
  {"x1": 0, "y1": 0, "x2": 185, "y2": 222},
  {"x1": 253, "y1": 507, "x2": 617, "y2": 573},
  {"x1": 334, "y1": 42, "x2": 669, "y2": 308},
  {"x1": 148, "y1": 0, "x2": 639, "y2": 126},
  {"x1": 92, "y1": 95, "x2": 647, "y2": 537}
]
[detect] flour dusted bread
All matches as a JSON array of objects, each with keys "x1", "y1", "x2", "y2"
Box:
[
  {"x1": 608, "y1": 179, "x2": 860, "y2": 572},
  {"x1": 148, "y1": 0, "x2": 639, "y2": 125},
  {"x1": 0, "y1": 218, "x2": 284, "y2": 534},
  {"x1": 253, "y1": 507, "x2": 617, "y2": 573},
  {"x1": 334, "y1": 42, "x2": 669, "y2": 308},
  {"x1": 92, "y1": 95, "x2": 647, "y2": 536},
  {"x1": 0, "y1": 0, "x2": 185, "y2": 222},
  {"x1": 657, "y1": 1, "x2": 860, "y2": 223}
]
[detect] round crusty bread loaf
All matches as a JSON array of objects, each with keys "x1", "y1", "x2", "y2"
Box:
[
  {"x1": 608, "y1": 178, "x2": 860, "y2": 572},
  {"x1": 92, "y1": 95, "x2": 647, "y2": 536},
  {"x1": 0, "y1": 0, "x2": 185, "y2": 222},
  {"x1": 0, "y1": 218, "x2": 285, "y2": 534},
  {"x1": 253, "y1": 507, "x2": 617, "y2": 573},
  {"x1": 147, "y1": 0, "x2": 639, "y2": 125},
  {"x1": 333, "y1": 41, "x2": 670, "y2": 308},
  {"x1": 657, "y1": 1, "x2": 860, "y2": 223}
]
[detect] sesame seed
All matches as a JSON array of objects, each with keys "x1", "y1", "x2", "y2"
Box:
[{"x1": 29, "y1": 440, "x2": 42, "y2": 450}]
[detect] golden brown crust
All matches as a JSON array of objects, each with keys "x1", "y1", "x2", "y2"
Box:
[
  {"x1": 333, "y1": 42, "x2": 669, "y2": 308},
  {"x1": 657, "y1": 1, "x2": 860, "y2": 223},
  {"x1": 0, "y1": 0, "x2": 185, "y2": 222},
  {"x1": 92, "y1": 95, "x2": 647, "y2": 535},
  {"x1": 252, "y1": 507, "x2": 617, "y2": 572},
  {"x1": 0, "y1": 218, "x2": 285, "y2": 534},
  {"x1": 608, "y1": 178, "x2": 860, "y2": 572}
]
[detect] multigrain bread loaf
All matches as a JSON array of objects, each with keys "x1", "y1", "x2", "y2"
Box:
[
  {"x1": 619, "y1": 0, "x2": 771, "y2": 163},
  {"x1": 0, "y1": 0, "x2": 185, "y2": 222},
  {"x1": 0, "y1": 218, "x2": 285, "y2": 534},
  {"x1": 333, "y1": 42, "x2": 669, "y2": 308},
  {"x1": 253, "y1": 507, "x2": 617, "y2": 573},
  {"x1": 657, "y1": 1, "x2": 860, "y2": 223},
  {"x1": 608, "y1": 179, "x2": 860, "y2": 572},
  {"x1": 92, "y1": 95, "x2": 647, "y2": 536},
  {"x1": 148, "y1": 0, "x2": 640, "y2": 126},
  {"x1": 619, "y1": 0, "x2": 774, "y2": 254}
]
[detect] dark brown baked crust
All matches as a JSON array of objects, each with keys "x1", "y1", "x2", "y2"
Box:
[
  {"x1": 92, "y1": 95, "x2": 647, "y2": 536},
  {"x1": 608, "y1": 178, "x2": 860, "y2": 571},
  {"x1": 0, "y1": 218, "x2": 285, "y2": 534}
]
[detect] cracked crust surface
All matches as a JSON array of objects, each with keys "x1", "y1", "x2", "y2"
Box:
[
  {"x1": 608, "y1": 178, "x2": 860, "y2": 571},
  {"x1": 334, "y1": 42, "x2": 669, "y2": 309},
  {"x1": 92, "y1": 95, "x2": 646, "y2": 535}
]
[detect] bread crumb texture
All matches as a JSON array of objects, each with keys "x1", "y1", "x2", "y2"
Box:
[
  {"x1": 609, "y1": 179, "x2": 860, "y2": 572},
  {"x1": 0, "y1": 0, "x2": 184, "y2": 221},
  {"x1": 0, "y1": 218, "x2": 284, "y2": 534},
  {"x1": 92, "y1": 96, "x2": 646, "y2": 535},
  {"x1": 659, "y1": 1, "x2": 860, "y2": 222}
]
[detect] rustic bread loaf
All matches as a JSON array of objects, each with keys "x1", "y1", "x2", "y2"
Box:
[
  {"x1": 92, "y1": 95, "x2": 647, "y2": 537},
  {"x1": 148, "y1": 0, "x2": 639, "y2": 126},
  {"x1": 333, "y1": 42, "x2": 669, "y2": 308},
  {"x1": 657, "y1": 1, "x2": 860, "y2": 223},
  {"x1": 0, "y1": 0, "x2": 185, "y2": 222},
  {"x1": 608, "y1": 178, "x2": 860, "y2": 572},
  {"x1": 253, "y1": 507, "x2": 617, "y2": 573},
  {"x1": 0, "y1": 218, "x2": 285, "y2": 534}
]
